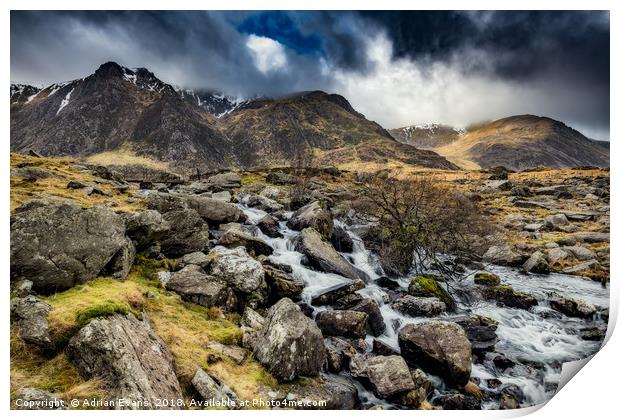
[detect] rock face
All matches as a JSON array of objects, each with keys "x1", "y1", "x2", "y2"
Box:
[
  {"x1": 349, "y1": 354, "x2": 415, "y2": 398},
  {"x1": 398, "y1": 321, "x2": 472, "y2": 386},
  {"x1": 315, "y1": 310, "x2": 368, "y2": 338},
  {"x1": 10, "y1": 295, "x2": 52, "y2": 348},
  {"x1": 252, "y1": 298, "x2": 326, "y2": 381},
  {"x1": 192, "y1": 368, "x2": 240, "y2": 407},
  {"x1": 160, "y1": 209, "x2": 210, "y2": 257},
  {"x1": 295, "y1": 228, "x2": 365, "y2": 280},
  {"x1": 165, "y1": 265, "x2": 237, "y2": 311},
  {"x1": 11, "y1": 200, "x2": 134, "y2": 294},
  {"x1": 66, "y1": 314, "x2": 183, "y2": 409},
  {"x1": 392, "y1": 295, "x2": 446, "y2": 317},
  {"x1": 287, "y1": 201, "x2": 334, "y2": 237}
]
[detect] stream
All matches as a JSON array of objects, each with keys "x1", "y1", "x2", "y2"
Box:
[{"x1": 239, "y1": 205, "x2": 609, "y2": 409}]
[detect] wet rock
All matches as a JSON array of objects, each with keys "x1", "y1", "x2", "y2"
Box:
[
  {"x1": 207, "y1": 343, "x2": 248, "y2": 364},
  {"x1": 263, "y1": 265, "x2": 304, "y2": 303},
  {"x1": 206, "y1": 246, "x2": 266, "y2": 305},
  {"x1": 253, "y1": 298, "x2": 326, "y2": 381},
  {"x1": 522, "y1": 251, "x2": 550, "y2": 274},
  {"x1": 482, "y1": 245, "x2": 524, "y2": 267},
  {"x1": 492, "y1": 354, "x2": 516, "y2": 370},
  {"x1": 124, "y1": 210, "x2": 170, "y2": 250},
  {"x1": 11, "y1": 200, "x2": 134, "y2": 294},
  {"x1": 334, "y1": 292, "x2": 364, "y2": 308},
  {"x1": 218, "y1": 226, "x2": 273, "y2": 256},
  {"x1": 375, "y1": 277, "x2": 401, "y2": 290},
  {"x1": 166, "y1": 265, "x2": 237, "y2": 311},
  {"x1": 295, "y1": 228, "x2": 366, "y2": 280},
  {"x1": 548, "y1": 292, "x2": 596, "y2": 318},
  {"x1": 473, "y1": 272, "x2": 501, "y2": 286},
  {"x1": 348, "y1": 298, "x2": 386, "y2": 336},
  {"x1": 66, "y1": 314, "x2": 183, "y2": 408},
  {"x1": 192, "y1": 368, "x2": 241, "y2": 407},
  {"x1": 408, "y1": 276, "x2": 453, "y2": 308},
  {"x1": 10, "y1": 295, "x2": 52, "y2": 349},
  {"x1": 435, "y1": 393, "x2": 481, "y2": 410},
  {"x1": 579, "y1": 327, "x2": 606, "y2": 341},
  {"x1": 285, "y1": 375, "x2": 359, "y2": 409},
  {"x1": 392, "y1": 295, "x2": 446, "y2": 317},
  {"x1": 349, "y1": 354, "x2": 415, "y2": 398},
  {"x1": 398, "y1": 321, "x2": 472, "y2": 386},
  {"x1": 481, "y1": 286, "x2": 537, "y2": 309},
  {"x1": 331, "y1": 225, "x2": 354, "y2": 253},
  {"x1": 13, "y1": 388, "x2": 66, "y2": 410},
  {"x1": 160, "y1": 209, "x2": 210, "y2": 257},
  {"x1": 449, "y1": 315, "x2": 498, "y2": 352},
  {"x1": 311, "y1": 279, "x2": 366, "y2": 305},
  {"x1": 315, "y1": 310, "x2": 368, "y2": 338},
  {"x1": 287, "y1": 201, "x2": 334, "y2": 237},
  {"x1": 256, "y1": 215, "x2": 281, "y2": 238}
]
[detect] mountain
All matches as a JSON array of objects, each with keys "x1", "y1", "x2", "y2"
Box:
[
  {"x1": 389, "y1": 124, "x2": 463, "y2": 149},
  {"x1": 10, "y1": 83, "x2": 41, "y2": 105},
  {"x1": 10, "y1": 62, "x2": 457, "y2": 173},
  {"x1": 431, "y1": 115, "x2": 609, "y2": 170}
]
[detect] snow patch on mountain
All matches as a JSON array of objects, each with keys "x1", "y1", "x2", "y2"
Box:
[{"x1": 56, "y1": 88, "x2": 74, "y2": 115}]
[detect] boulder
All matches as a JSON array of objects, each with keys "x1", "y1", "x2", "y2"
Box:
[
  {"x1": 348, "y1": 299, "x2": 386, "y2": 336},
  {"x1": 10, "y1": 295, "x2": 52, "y2": 349},
  {"x1": 256, "y1": 215, "x2": 281, "y2": 238},
  {"x1": 448, "y1": 315, "x2": 498, "y2": 352},
  {"x1": 184, "y1": 195, "x2": 246, "y2": 224},
  {"x1": 206, "y1": 343, "x2": 248, "y2": 364},
  {"x1": 547, "y1": 247, "x2": 570, "y2": 264},
  {"x1": 205, "y1": 172, "x2": 241, "y2": 191},
  {"x1": 564, "y1": 246, "x2": 596, "y2": 261},
  {"x1": 217, "y1": 226, "x2": 273, "y2": 256},
  {"x1": 263, "y1": 265, "x2": 304, "y2": 303},
  {"x1": 240, "y1": 193, "x2": 283, "y2": 212},
  {"x1": 12, "y1": 166, "x2": 55, "y2": 181},
  {"x1": 324, "y1": 337, "x2": 357, "y2": 372},
  {"x1": 315, "y1": 310, "x2": 368, "y2": 338},
  {"x1": 287, "y1": 201, "x2": 334, "y2": 237},
  {"x1": 473, "y1": 272, "x2": 501, "y2": 286},
  {"x1": 375, "y1": 276, "x2": 401, "y2": 290},
  {"x1": 543, "y1": 213, "x2": 570, "y2": 230},
  {"x1": 165, "y1": 265, "x2": 237, "y2": 311},
  {"x1": 124, "y1": 210, "x2": 170, "y2": 250},
  {"x1": 11, "y1": 200, "x2": 134, "y2": 294},
  {"x1": 160, "y1": 209, "x2": 210, "y2": 257},
  {"x1": 562, "y1": 259, "x2": 600, "y2": 275},
  {"x1": 295, "y1": 228, "x2": 366, "y2": 280},
  {"x1": 266, "y1": 172, "x2": 298, "y2": 185},
  {"x1": 66, "y1": 314, "x2": 183, "y2": 408},
  {"x1": 399, "y1": 369, "x2": 434, "y2": 408},
  {"x1": 548, "y1": 292, "x2": 596, "y2": 318},
  {"x1": 398, "y1": 321, "x2": 472, "y2": 386},
  {"x1": 481, "y1": 286, "x2": 537, "y2": 309},
  {"x1": 331, "y1": 225, "x2": 354, "y2": 253},
  {"x1": 436, "y1": 393, "x2": 481, "y2": 410},
  {"x1": 311, "y1": 279, "x2": 366, "y2": 306},
  {"x1": 181, "y1": 251, "x2": 210, "y2": 269},
  {"x1": 284, "y1": 375, "x2": 359, "y2": 409},
  {"x1": 392, "y1": 295, "x2": 446, "y2": 317},
  {"x1": 192, "y1": 368, "x2": 241, "y2": 407},
  {"x1": 241, "y1": 307, "x2": 266, "y2": 330},
  {"x1": 206, "y1": 247, "x2": 266, "y2": 303},
  {"x1": 349, "y1": 354, "x2": 415, "y2": 398},
  {"x1": 482, "y1": 245, "x2": 524, "y2": 267},
  {"x1": 252, "y1": 298, "x2": 326, "y2": 381},
  {"x1": 571, "y1": 232, "x2": 610, "y2": 243},
  {"x1": 522, "y1": 251, "x2": 550, "y2": 274},
  {"x1": 408, "y1": 276, "x2": 453, "y2": 308}
]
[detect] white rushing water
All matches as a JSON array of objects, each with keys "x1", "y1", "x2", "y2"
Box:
[{"x1": 238, "y1": 205, "x2": 609, "y2": 409}]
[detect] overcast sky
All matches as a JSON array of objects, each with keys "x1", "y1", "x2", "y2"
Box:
[{"x1": 10, "y1": 11, "x2": 610, "y2": 140}]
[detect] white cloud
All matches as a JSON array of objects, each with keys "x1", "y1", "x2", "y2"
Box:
[{"x1": 245, "y1": 34, "x2": 288, "y2": 74}]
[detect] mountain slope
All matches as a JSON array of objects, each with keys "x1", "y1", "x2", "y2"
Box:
[
  {"x1": 10, "y1": 62, "x2": 458, "y2": 172},
  {"x1": 389, "y1": 124, "x2": 463, "y2": 149}
]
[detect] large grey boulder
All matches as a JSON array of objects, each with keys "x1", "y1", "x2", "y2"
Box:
[
  {"x1": 263, "y1": 265, "x2": 304, "y2": 303},
  {"x1": 522, "y1": 251, "x2": 550, "y2": 274},
  {"x1": 482, "y1": 245, "x2": 524, "y2": 267},
  {"x1": 349, "y1": 354, "x2": 415, "y2": 398},
  {"x1": 124, "y1": 210, "x2": 170, "y2": 250},
  {"x1": 10, "y1": 295, "x2": 52, "y2": 349},
  {"x1": 252, "y1": 298, "x2": 326, "y2": 381},
  {"x1": 398, "y1": 321, "x2": 472, "y2": 386},
  {"x1": 287, "y1": 201, "x2": 333, "y2": 237},
  {"x1": 66, "y1": 314, "x2": 183, "y2": 409},
  {"x1": 11, "y1": 200, "x2": 134, "y2": 294},
  {"x1": 217, "y1": 226, "x2": 273, "y2": 256},
  {"x1": 160, "y1": 209, "x2": 210, "y2": 257},
  {"x1": 145, "y1": 192, "x2": 245, "y2": 224},
  {"x1": 295, "y1": 228, "x2": 366, "y2": 280},
  {"x1": 392, "y1": 295, "x2": 446, "y2": 317},
  {"x1": 347, "y1": 298, "x2": 386, "y2": 336},
  {"x1": 206, "y1": 247, "x2": 266, "y2": 304},
  {"x1": 284, "y1": 375, "x2": 359, "y2": 409},
  {"x1": 315, "y1": 310, "x2": 368, "y2": 338},
  {"x1": 165, "y1": 265, "x2": 237, "y2": 311},
  {"x1": 192, "y1": 368, "x2": 241, "y2": 408},
  {"x1": 205, "y1": 172, "x2": 241, "y2": 191},
  {"x1": 256, "y1": 215, "x2": 281, "y2": 238}
]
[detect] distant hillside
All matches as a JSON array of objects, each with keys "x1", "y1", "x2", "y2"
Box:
[{"x1": 389, "y1": 124, "x2": 463, "y2": 149}]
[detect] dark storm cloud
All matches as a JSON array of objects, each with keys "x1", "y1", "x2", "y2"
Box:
[{"x1": 10, "y1": 10, "x2": 610, "y2": 139}]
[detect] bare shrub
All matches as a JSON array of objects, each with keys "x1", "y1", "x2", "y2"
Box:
[{"x1": 289, "y1": 144, "x2": 316, "y2": 210}]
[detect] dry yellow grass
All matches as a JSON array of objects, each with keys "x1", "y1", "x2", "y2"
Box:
[{"x1": 85, "y1": 146, "x2": 171, "y2": 170}]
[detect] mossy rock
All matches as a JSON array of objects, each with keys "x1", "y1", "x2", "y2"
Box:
[
  {"x1": 408, "y1": 275, "x2": 454, "y2": 308},
  {"x1": 474, "y1": 272, "x2": 501, "y2": 286}
]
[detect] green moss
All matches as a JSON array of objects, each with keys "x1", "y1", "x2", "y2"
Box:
[
  {"x1": 75, "y1": 302, "x2": 131, "y2": 326},
  {"x1": 409, "y1": 275, "x2": 454, "y2": 307},
  {"x1": 473, "y1": 272, "x2": 501, "y2": 286}
]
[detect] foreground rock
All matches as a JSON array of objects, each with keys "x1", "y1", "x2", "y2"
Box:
[
  {"x1": 192, "y1": 368, "x2": 240, "y2": 408},
  {"x1": 449, "y1": 315, "x2": 498, "y2": 352},
  {"x1": 398, "y1": 321, "x2": 472, "y2": 386},
  {"x1": 207, "y1": 246, "x2": 266, "y2": 306},
  {"x1": 165, "y1": 265, "x2": 237, "y2": 311},
  {"x1": 295, "y1": 228, "x2": 366, "y2": 280},
  {"x1": 287, "y1": 201, "x2": 334, "y2": 237},
  {"x1": 10, "y1": 295, "x2": 52, "y2": 349},
  {"x1": 285, "y1": 375, "x2": 359, "y2": 409},
  {"x1": 252, "y1": 298, "x2": 326, "y2": 381},
  {"x1": 548, "y1": 292, "x2": 596, "y2": 318},
  {"x1": 66, "y1": 314, "x2": 183, "y2": 409},
  {"x1": 392, "y1": 295, "x2": 446, "y2": 317},
  {"x1": 124, "y1": 210, "x2": 170, "y2": 250},
  {"x1": 315, "y1": 310, "x2": 368, "y2": 338},
  {"x1": 160, "y1": 209, "x2": 210, "y2": 257},
  {"x1": 349, "y1": 354, "x2": 415, "y2": 398},
  {"x1": 11, "y1": 200, "x2": 134, "y2": 294}
]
